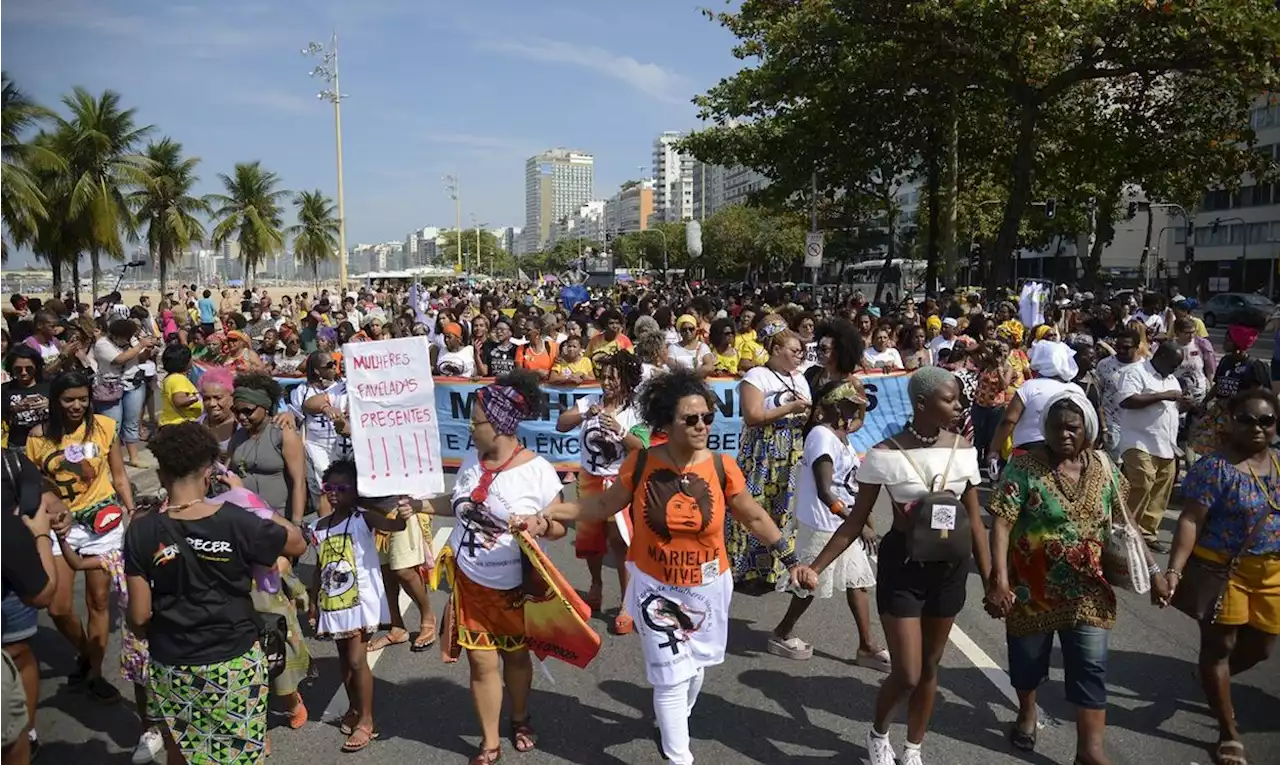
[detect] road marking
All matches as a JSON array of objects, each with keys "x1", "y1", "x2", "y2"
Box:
[
  {"x1": 947, "y1": 624, "x2": 1058, "y2": 728},
  {"x1": 320, "y1": 523, "x2": 453, "y2": 721}
]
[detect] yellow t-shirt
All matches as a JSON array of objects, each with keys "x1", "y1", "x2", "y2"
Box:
[
  {"x1": 26, "y1": 414, "x2": 118, "y2": 512},
  {"x1": 712, "y1": 348, "x2": 740, "y2": 375},
  {"x1": 551, "y1": 356, "x2": 595, "y2": 379},
  {"x1": 734, "y1": 332, "x2": 768, "y2": 366},
  {"x1": 160, "y1": 372, "x2": 204, "y2": 425}
]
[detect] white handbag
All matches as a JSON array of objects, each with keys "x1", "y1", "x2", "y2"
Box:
[{"x1": 1097, "y1": 452, "x2": 1151, "y2": 594}]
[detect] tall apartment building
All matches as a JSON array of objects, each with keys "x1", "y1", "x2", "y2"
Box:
[
  {"x1": 652, "y1": 131, "x2": 694, "y2": 225},
  {"x1": 689, "y1": 160, "x2": 771, "y2": 220},
  {"x1": 525, "y1": 148, "x2": 594, "y2": 252},
  {"x1": 605, "y1": 180, "x2": 655, "y2": 234}
]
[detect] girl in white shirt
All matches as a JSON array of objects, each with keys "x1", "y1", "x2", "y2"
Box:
[{"x1": 771, "y1": 380, "x2": 888, "y2": 671}]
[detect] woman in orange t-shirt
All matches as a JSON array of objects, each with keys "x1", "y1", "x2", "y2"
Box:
[
  {"x1": 514, "y1": 319, "x2": 558, "y2": 379},
  {"x1": 528, "y1": 369, "x2": 795, "y2": 765}
]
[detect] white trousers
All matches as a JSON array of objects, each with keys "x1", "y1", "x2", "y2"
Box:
[{"x1": 653, "y1": 666, "x2": 706, "y2": 765}]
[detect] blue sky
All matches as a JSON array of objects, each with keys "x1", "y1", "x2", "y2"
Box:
[{"x1": 3, "y1": 0, "x2": 740, "y2": 262}]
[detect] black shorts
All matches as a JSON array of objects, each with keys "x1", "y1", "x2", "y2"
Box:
[{"x1": 875, "y1": 528, "x2": 970, "y2": 619}]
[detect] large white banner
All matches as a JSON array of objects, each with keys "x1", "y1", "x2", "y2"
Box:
[{"x1": 344, "y1": 337, "x2": 444, "y2": 497}]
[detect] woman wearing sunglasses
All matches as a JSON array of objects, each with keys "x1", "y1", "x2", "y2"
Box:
[
  {"x1": 416, "y1": 370, "x2": 564, "y2": 764},
  {"x1": 530, "y1": 368, "x2": 796, "y2": 765},
  {"x1": 1161, "y1": 389, "x2": 1280, "y2": 765},
  {"x1": 226, "y1": 372, "x2": 307, "y2": 527},
  {"x1": 727, "y1": 318, "x2": 812, "y2": 590}
]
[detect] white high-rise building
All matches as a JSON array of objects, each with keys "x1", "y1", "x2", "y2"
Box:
[
  {"x1": 525, "y1": 149, "x2": 594, "y2": 252},
  {"x1": 652, "y1": 131, "x2": 694, "y2": 225}
]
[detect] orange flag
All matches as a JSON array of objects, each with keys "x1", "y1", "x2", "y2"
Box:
[{"x1": 516, "y1": 530, "x2": 601, "y2": 668}]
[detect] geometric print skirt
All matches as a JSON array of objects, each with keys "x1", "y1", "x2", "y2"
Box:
[{"x1": 148, "y1": 644, "x2": 268, "y2": 764}]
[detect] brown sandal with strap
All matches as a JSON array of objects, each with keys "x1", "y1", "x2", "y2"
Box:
[
  {"x1": 469, "y1": 746, "x2": 502, "y2": 764},
  {"x1": 511, "y1": 717, "x2": 536, "y2": 753}
]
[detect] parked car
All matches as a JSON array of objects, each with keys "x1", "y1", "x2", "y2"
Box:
[{"x1": 1200, "y1": 292, "x2": 1274, "y2": 328}]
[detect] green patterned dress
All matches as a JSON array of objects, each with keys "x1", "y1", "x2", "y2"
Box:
[{"x1": 988, "y1": 451, "x2": 1124, "y2": 637}]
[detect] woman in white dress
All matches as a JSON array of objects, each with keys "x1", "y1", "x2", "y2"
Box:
[{"x1": 793, "y1": 366, "x2": 997, "y2": 765}]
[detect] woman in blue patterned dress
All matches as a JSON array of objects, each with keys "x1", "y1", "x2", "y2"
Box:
[{"x1": 727, "y1": 318, "x2": 811, "y2": 588}]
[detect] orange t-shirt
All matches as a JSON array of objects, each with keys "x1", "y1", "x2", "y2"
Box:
[
  {"x1": 516, "y1": 339, "x2": 558, "y2": 374},
  {"x1": 618, "y1": 449, "x2": 745, "y2": 586}
]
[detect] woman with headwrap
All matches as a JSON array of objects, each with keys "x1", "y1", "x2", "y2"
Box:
[
  {"x1": 417, "y1": 371, "x2": 565, "y2": 764},
  {"x1": 996, "y1": 320, "x2": 1031, "y2": 383},
  {"x1": 728, "y1": 316, "x2": 812, "y2": 588},
  {"x1": 226, "y1": 373, "x2": 307, "y2": 526},
  {"x1": 988, "y1": 341, "x2": 1086, "y2": 477},
  {"x1": 988, "y1": 390, "x2": 1166, "y2": 763},
  {"x1": 433, "y1": 322, "x2": 477, "y2": 378},
  {"x1": 1189, "y1": 322, "x2": 1272, "y2": 457},
  {"x1": 220, "y1": 329, "x2": 263, "y2": 372}
]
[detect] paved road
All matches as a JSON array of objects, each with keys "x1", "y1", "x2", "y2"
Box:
[{"x1": 30, "y1": 469, "x2": 1280, "y2": 765}]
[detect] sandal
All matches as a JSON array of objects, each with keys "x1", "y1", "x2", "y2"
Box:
[
  {"x1": 411, "y1": 629, "x2": 437, "y2": 653},
  {"x1": 338, "y1": 710, "x2": 359, "y2": 736},
  {"x1": 1214, "y1": 739, "x2": 1248, "y2": 765},
  {"x1": 366, "y1": 631, "x2": 409, "y2": 653},
  {"x1": 288, "y1": 693, "x2": 308, "y2": 729},
  {"x1": 1009, "y1": 724, "x2": 1037, "y2": 752},
  {"x1": 469, "y1": 747, "x2": 502, "y2": 765},
  {"x1": 511, "y1": 717, "x2": 536, "y2": 753},
  {"x1": 766, "y1": 635, "x2": 813, "y2": 660},
  {"x1": 613, "y1": 612, "x2": 634, "y2": 635},
  {"x1": 341, "y1": 725, "x2": 378, "y2": 753},
  {"x1": 854, "y1": 648, "x2": 891, "y2": 673}
]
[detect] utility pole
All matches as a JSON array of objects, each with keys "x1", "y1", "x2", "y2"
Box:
[{"x1": 304, "y1": 32, "x2": 349, "y2": 290}]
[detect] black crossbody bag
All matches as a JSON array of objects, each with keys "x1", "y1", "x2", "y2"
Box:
[{"x1": 156, "y1": 508, "x2": 287, "y2": 679}]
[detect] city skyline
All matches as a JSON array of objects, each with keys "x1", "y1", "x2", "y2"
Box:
[{"x1": 2, "y1": 0, "x2": 741, "y2": 266}]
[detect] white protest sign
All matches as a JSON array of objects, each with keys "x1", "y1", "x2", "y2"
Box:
[{"x1": 344, "y1": 336, "x2": 444, "y2": 497}]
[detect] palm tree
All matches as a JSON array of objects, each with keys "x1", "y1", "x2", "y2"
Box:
[
  {"x1": 129, "y1": 138, "x2": 209, "y2": 297},
  {"x1": 1, "y1": 73, "x2": 61, "y2": 259},
  {"x1": 208, "y1": 161, "x2": 287, "y2": 287},
  {"x1": 288, "y1": 189, "x2": 340, "y2": 289},
  {"x1": 55, "y1": 87, "x2": 153, "y2": 298}
]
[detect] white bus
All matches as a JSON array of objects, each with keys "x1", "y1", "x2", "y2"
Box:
[{"x1": 841, "y1": 259, "x2": 927, "y2": 304}]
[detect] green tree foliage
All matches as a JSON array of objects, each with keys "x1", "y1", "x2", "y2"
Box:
[
  {"x1": 209, "y1": 161, "x2": 288, "y2": 286},
  {"x1": 288, "y1": 189, "x2": 340, "y2": 288},
  {"x1": 686, "y1": 0, "x2": 1280, "y2": 292},
  {"x1": 438, "y1": 228, "x2": 508, "y2": 276},
  {"x1": 1, "y1": 74, "x2": 60, "y2": 260},
  {"x1": 129, "y1": 137, "x2": 209, "y2": 297}
]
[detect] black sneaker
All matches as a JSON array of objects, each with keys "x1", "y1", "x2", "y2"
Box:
[
  {"x1": 66, "y1": 655, "x2": 91, "y2": 686},
  {"x1": 86, "y1": 677, "x2": 122, "y2": 704}
]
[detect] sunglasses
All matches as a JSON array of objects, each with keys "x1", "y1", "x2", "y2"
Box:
[
  {"x1": 1233, "y1": 413, "x2": 1277, "y2": 428},
  {"x1": 322, "y1": 482, "x2": 353, "y2": 494},
  {"x1": 323, "y1": 361, "x2": 337, "y2": 369},
  {"x1": 233, "y1": 406, "x2": 259, "y2": 417},
  {"x1": 682, "y1": 412, "x2": 716, "y2": 428}
]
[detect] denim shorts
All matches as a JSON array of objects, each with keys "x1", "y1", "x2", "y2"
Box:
[
  {"x1": 1007, "y1": 623, "x2": 1109, "y2": 709},
  {"x1": 1, "y1": 593, "x2": 38, "y2": 645}
]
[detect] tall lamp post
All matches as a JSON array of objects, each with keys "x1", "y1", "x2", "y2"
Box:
[
  {"x1": 470, "y1": 214, "x2": 487, "y2": 276},
  {"x1": 444, "y1": 175, "x2": 462, "y2": 272},
  {"x1": 303, "y1": 33, "x2": 348, "y2": 290}
]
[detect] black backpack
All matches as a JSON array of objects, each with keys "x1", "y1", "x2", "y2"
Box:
[{"x1": 888, "y1": 438, "x2": 971, "y2": 563}]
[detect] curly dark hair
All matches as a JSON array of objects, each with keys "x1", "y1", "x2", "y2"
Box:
[
  {"x1": 323, "y1": 458, "x2": 358, "y2": 485},
  {"x1": 148, "y1": 422, "x2": 221, "y2": 479},
  {"x1": 638, "y1": 367, "x2": 716, "y2": 429},
  {"x1": 709, "y1": 317, "x2": 735, "y2": 349},
  {"x1": 817, "y1": 319, "x2": 864, "y2": 376},
  {"x1": 494, "y1": 369, "x2": 546, "y2": 419},
  {"x1": 1227, "y1": 387, "x2": 1280, "y2": 416},
  {"x1": 161, "y1": 343, "x2": 192, "y2": 374},
  {"x1": 595, "y1": 350, "x2": 643, "y2": 406},
  {"x1": 232, "y1": 371, "x2": 283, "y2": 415}
]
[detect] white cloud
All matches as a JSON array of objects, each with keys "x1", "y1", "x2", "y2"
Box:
[{"x1": 477, "y1": 37, "x2": 691, "y2": 105}]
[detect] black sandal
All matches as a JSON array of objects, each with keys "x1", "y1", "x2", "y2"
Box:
[
  {"x1": 511, "y1": 717, "x2": 536, "y2": 753},
  {"x1": 1009, "y1": 724, "x2": 1036, "y2": 752}
]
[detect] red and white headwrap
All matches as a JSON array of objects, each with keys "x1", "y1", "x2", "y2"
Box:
[{"x1": 1227, "y1": 324, "x2": 1259, "y2": 351}]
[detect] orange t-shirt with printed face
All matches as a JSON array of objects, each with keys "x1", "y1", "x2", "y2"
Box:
[{"x1": 619, "y1": 449, "x2": 746, "y2": 586}]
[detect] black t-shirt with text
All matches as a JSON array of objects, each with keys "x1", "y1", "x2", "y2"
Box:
[
  {"x1": 2, "y1": 382, "x2": 50, "y2": 449},
  {"x1": 123, "y1": 504, "x2": 286, "y2": 666},
  {"x1": 484, "y1": 341, "x2": 517, "y2": 377}
]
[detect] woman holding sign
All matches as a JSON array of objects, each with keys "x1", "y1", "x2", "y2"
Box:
[
  {"x1": 556, "y1": 351, "x2": 649, "y2": 635},
  {"x1": 420, "y1": 371, "x2": 565, "y2": 765},
  {"x1": 530, "y1": 369, "x2": 798, "y2": 765}
]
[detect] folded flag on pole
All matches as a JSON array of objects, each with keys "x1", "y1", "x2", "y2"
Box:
[{"x1": 516, "y1": 530, "x2": 601, "y2": 668}]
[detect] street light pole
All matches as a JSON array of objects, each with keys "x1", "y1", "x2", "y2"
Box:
[
  {"x1": 444, "y1": 175, "x2": 462, "y2": 272},
  {"x1": 304, "y1": 32, "x2": 348, "y2": 291}
]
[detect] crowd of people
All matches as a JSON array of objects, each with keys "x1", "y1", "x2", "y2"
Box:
[{"x1": 0, "y1": 277, "x2": 1277, "y2": 765}]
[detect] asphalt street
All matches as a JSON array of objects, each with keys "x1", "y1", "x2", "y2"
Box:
[{"x1": 30, "y1": 468, "x2": 1280, "y2": 765}]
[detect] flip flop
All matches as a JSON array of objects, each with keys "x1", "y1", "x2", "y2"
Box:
[
  {"x1": 1214, "y1": 739, "x2": 1248, "y2": 765},
  {"x1": 613, "y1": 612, "x2": 634, "y2": 635},
  {"x1": 366, "y1": 632, "x2": 409, "y2": 653},
  {"x1": 410, "y1": 631, "x2": 437, "y2": 653},
  {"x1": 341, "y1": 725, "x2": 379, "y2": 753}
]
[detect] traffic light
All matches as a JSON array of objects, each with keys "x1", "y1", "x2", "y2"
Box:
[
  {"x1": 1044, "y1": 198, "x2": 1056, "y2": 219},
  {"x1": 1127, "y1": 202, "x2": 1138, "y2": 220}
]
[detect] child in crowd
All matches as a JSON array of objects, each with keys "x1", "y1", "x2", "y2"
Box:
[
  {"x1": 308, "y1": 460, "x2": 409, "y2": 753},
  {"x1": 548, "y1": 335, "x2": 594, "y2": 384},
  {"x1": 158, "y1": 344, "x2": 202, "y2": 426},
  {"x1": 56, "y1": 496, "x2": 164, "y2": 762},
  {"x1": 769, "y1": 380, "x2": 890, "y2": 671}
]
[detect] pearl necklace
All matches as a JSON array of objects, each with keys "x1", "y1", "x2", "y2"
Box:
[{"x1": 906, "y1": 421, "x2": 939, "y2": 445}]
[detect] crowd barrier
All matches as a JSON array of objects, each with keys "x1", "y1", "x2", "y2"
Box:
[{"x1": 192, "y1": 363, "x2": 916, "y2": 474}]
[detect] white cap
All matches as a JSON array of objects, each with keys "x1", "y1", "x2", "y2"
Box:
[{"x1": 942, "y1": 317, "x2": 959, "y2": 327}]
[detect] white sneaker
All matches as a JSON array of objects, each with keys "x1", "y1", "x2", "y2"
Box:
[
  {"x1": 865, "y1": 730, "x2": 896, "y2": 765},
  {"x1": 901, "y1": 745, "x2": 924, "y2": 765},
  {"x1": 132, "y1": 728, "x2": 164, "y2": 764}
]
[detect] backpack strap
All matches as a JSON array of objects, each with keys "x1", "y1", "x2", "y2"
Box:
[
  {"x1": 634, "y1": 448, "x2": 648, "y2": 484},
  {"x1": 713, "y1": 453, "x2": 728, "y2": 494}
]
